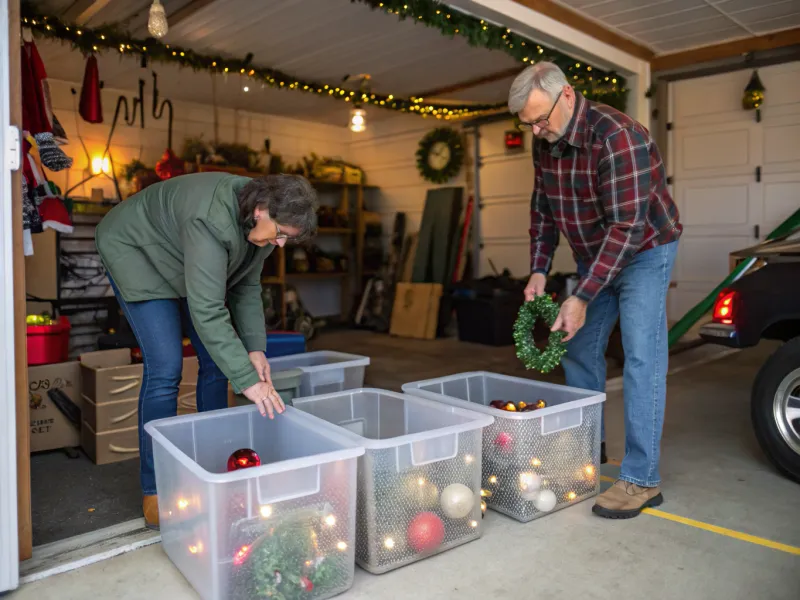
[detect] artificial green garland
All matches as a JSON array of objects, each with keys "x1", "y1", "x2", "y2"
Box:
[
  {"x1": 513, "y1": 295, "x2": 567, "y2": 374},
  {"x1": 19, "y1": 3, "x2": 499, "y2": 120},
  {"x1": 351, "y1": 0, "x2": 628, "y2": 112},
  {"x1": 415, "y1": 127, "x2": 465, "y2": 183}
]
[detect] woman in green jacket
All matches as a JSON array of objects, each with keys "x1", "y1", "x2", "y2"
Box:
[{"x1": 96, "y1": 171, "x2": 318, "y2": 529}]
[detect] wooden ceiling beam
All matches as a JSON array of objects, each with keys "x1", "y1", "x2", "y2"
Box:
[
  {"x1": 510, "y1": 0, "x2": 655, "y2": 62},
  {"x1": 61, "y1": 0, "x2": 112, "y2": 25},
  {"x1": 652, "y1": 28, "x2": 800, "y2": 72},
  {"x1": 415, "y1": 67, "x2": 522, "y2": 99}
]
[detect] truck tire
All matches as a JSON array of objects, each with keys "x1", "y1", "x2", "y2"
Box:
[{"x1": 751, "y1": 337, "x2": 800, "y2": 483}]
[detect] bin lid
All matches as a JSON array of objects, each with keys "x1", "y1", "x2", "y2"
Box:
[{"x1": 271, "y1": 367, "x2": 303, "y2": 389}]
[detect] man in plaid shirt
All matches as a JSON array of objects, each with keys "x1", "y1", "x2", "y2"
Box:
[{"x1": 508, "y1": 62, "x2": 682, "y2": 519}]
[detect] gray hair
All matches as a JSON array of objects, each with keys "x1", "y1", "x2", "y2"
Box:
[
  {"x1": 237, "y1": 174, "x2": 319, "y2": 242},
  {"x1": 507, "y1": 62, "x2": 569, "y2": 114}
]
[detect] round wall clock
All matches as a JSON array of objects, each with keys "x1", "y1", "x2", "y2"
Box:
[{"x1": 416, "y1": 127, "x2": 465, "y2": 184}]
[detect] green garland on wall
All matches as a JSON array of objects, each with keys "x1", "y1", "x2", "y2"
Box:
[
  {"x1": 351, "y1": 0, "x2": 628, "y2": 112},
  {"x1": 19, "y1": 2, "x2": 501, "y2": 121}
]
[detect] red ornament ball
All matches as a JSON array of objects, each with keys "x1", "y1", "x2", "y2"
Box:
[
  {"x1": 299, "y1": 576, "x2": 313, "y2": 592},
  {"x1": 407, "y1": 511, "x2": 445, "y2": 553},
  {"x1": 494, "y1": 431, "x2": 513, "y2": 452},
  {"x1": 227, "y1": 448, "x2": 261, "y2": 472}
]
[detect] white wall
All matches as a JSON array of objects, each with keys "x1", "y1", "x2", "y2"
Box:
[
  {"x1": 348, "y1": 113, "x2": 576, "y2": 281},
  {"x1": 349, "y1": 114, "x2": 467, "y2": 249},
  {"x1": 43, "y1": 79, "x2": 350, "y2": 201},
  {"x1": 26, "y1": 78, "x2": 352, "y2": 320}
]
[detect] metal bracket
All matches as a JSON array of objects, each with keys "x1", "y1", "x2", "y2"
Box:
[{"x1": 4, "y1": 126, "x2": 20, "y2": 171}]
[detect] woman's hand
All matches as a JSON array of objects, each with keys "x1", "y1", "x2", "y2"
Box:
[
  {"x1": 249, "y1": 351, "x2": 272, "y2": 384},
  {"x1": 242, "y1": 381, "x2": 285, "y2": 418},
  {"x1": 245, "y1": 351, "x2": 284, "y2": 418}
]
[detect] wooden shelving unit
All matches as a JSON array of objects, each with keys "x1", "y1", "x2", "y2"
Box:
[{"x1": 194, "y1": 165, "x2": 373, "y2": 329}]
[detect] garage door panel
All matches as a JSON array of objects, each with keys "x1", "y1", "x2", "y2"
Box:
[
  {"x1": 670, "y1": 286, "x2": 716, "y2": 325},
  {"x1": 761, "y1": 62, "x2": 800, "y2": 108},
  {"x1": 680, "y1": 180, "x2": 752, "y2": 227},
  {"x1": 480, "y1": 156, "x2": 533, "y2": 198},
  {"x1": 672, "y1": 71, "x2": 750, "y2": 123},
  {"x1": 678, "y1": 129, "x2": 752, "y2": 175},
  {"x1": 668, "y1": 61, "x2": 799, "y2": 323},
  {"x1": 763, "y1": 178, "x2": 800, "y2": 234},
  {"x1": 763, "y1": 123, "x2": 800, "y2": 166},
  {"x1": 675, "y1": 235, "x2": 753, "y2": 282},
  {"x1": 479, "y1": 198, "x2": 530, "y2": 240}
]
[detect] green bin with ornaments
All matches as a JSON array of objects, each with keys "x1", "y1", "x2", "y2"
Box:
[
  {"x1": 403, "y1": 372, "x2": 606, "y2": 523},
  {"x1": 292, "y1": 388, "x2": 494, "y2": 574}
]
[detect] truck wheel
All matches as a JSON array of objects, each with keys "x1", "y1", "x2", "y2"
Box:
[{"x1": 751, "y1": 337, "x2": 800, "y2": 483}]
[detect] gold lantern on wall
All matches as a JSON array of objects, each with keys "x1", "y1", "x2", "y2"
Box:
[{"x1": 742, "y1": 70, "x2": 765, "y2": 121}]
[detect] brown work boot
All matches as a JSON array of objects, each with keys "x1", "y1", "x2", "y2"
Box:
[
  {"x1": 143, "y1": 495, "x2": 160, "y2": 530},
  {"x1": 592, "y1": 479, "x2": 663, "y2": 519}
]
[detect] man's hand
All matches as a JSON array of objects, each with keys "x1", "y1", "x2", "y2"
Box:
[
  {"x1": 524, "y1": 273, "x2": 547, "y2": 301},
  {"x1": 551, "y1": 296, "x2": 587, "y2": 342}
]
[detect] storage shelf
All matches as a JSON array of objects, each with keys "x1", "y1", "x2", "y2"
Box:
[
  {"x1": 317, "y1": 227, "x2": 353, "y2": 235},
  {"x1": 287, "y1": 272, "x2": 348, "y2": 279},
  {"x1": 199, "y1": 164, "x2": 372, "y2": 328}
]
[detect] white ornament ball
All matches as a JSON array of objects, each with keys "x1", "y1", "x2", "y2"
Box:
[
  {"x1": 518, "y1": 472, "x2": 542, "y2": 501},
  {"x1": 534, "y1": 489, "x2": 557, "y2": 512},
  {"x1": 440, "y1": 483, "x2": 475, "y2": 519}
]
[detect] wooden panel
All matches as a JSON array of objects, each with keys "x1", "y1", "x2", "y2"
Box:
[
  {"x1": 10, "y1": 0, "x2": 32, "y2": 562},
  {"x1": 652, "y1": 27, "x2": 800, "y2": 72}
]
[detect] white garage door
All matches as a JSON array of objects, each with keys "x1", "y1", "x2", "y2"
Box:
[{"x1": 669, "y1": 61, "x2": 800, "y2": 322}]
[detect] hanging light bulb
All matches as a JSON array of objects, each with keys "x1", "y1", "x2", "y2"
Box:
[
  {"x1": 349, "y1": 106, "x2": 366, "y2": 132},
  {"x1": 148, "y1": 0, "x2": 168, "y2": 38}
]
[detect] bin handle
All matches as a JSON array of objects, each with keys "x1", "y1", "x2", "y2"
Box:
[
  {"x1": 397, "y1": 433, "x2": 460, "y2": 469},
  {"x1": 256, "y1": 464, "x2": 321, "y2": 505},
  {"x1": 541, "y1": 407, "x2": 583, "y2": 435}
]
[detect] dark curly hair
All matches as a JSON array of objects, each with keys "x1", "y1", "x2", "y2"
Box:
[{"x1": 237, "y1": 174, "x2": 319, "y2": 242}]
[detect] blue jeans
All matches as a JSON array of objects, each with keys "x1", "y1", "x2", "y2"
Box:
[
  {"x1": 562, "y1": 241, "x2": 678, "y2": 488},
  {"x1": 108, "y1": 277, "x2": 230, "y2": 496}
]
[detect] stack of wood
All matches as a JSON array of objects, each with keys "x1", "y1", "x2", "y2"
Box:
[{"x1": 377, "y1": 187, "x2": 474, "y2": 340}]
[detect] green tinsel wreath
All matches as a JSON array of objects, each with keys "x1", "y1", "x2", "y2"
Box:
[{"x1": 513, "y1": 295, "x2": 568, "y2": 374}]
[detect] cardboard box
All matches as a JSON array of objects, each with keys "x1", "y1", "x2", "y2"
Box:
[
  {"x1": 78, "y1": 351, "x2": 198, "y2": 464},
  {"x1": 81, "y1": 421, "x2": 139, "y2": 465},
  {"x1": 389, "y1": 283, "x2": 442, "y2": 340},
  {"x1": 28, "y1": 361, "x2": 83, "y2": 453},
  {"x1": 80, "y1": 348, "x2": 143, "y2": 404}
]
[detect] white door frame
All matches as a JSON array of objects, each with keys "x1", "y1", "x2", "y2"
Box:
[{"x1": 0, "y1": 0, "x2": 21, "y2": 591}]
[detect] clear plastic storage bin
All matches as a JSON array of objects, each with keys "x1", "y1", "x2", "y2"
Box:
[
  {"x1": 145, "y1": 406, "x2": 365, "y2": 600},
  {"x1": 292, "y1": 389, "x2": 494, "y2": 574},
  {"x1": 269, "y1": 351, "x2": 370, "y2": 397},
  {"x1": 402, "y1": 372, "x2": 605, "y2": 523}
]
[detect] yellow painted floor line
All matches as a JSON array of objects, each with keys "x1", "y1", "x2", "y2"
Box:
[{"x1": 597, "y1": 475, "x2": 800, "y2": 556}]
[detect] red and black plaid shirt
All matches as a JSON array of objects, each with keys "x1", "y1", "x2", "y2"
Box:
[{"x1": 530, "y1": 93, "x2": 682, "y2": 302}]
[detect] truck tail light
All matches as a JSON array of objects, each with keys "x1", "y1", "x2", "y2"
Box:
[{"x1": 712, "y1": 290, "x2": 738, "y2": 325}]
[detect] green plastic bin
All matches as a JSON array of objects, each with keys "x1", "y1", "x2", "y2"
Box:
[{"x1": 228, "y1": 367, "x2": 303, "y2": 407}]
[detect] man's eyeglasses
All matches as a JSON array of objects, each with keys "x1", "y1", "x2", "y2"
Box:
[{"x1": 517, "y1": 90, "x2": 563, "y2": 132}]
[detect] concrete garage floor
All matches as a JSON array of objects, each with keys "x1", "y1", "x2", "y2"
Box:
[{"x1": 11, "y1": 335, "x2": 800, "y2": 600}]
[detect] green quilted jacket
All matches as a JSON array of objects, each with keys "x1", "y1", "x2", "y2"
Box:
[{"x1": 96, "y1": 172, "x2": 272, "y2": 393}]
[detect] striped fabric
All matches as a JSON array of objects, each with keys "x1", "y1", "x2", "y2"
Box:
[{"x1": 530, "y1": 93, "x2": 682, "y2": 302}]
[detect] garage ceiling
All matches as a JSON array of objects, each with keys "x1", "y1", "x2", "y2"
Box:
[
  {"x1": 553, "y1": 0, "x2": 800, "y2": 54},
  {"x1": 25, "y1": 0, "x2": 800, "y2": 127},
  {"x1": 28, "y1": 0, "x2": 523, "y2": 126}
]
